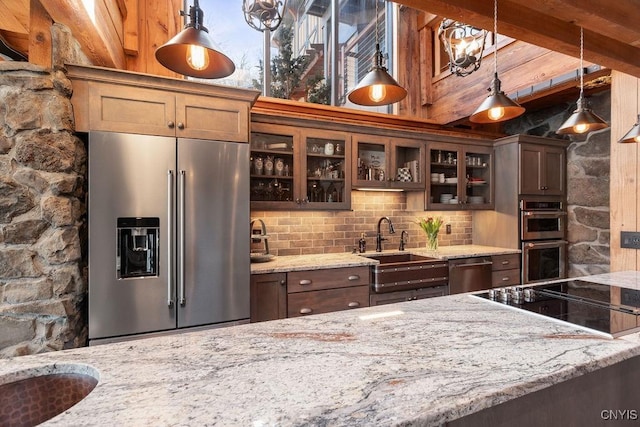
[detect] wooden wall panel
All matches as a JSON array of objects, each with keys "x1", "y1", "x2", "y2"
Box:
[
  {"x1": 125, "y1": 0, "x2": 181, "y2": 78},
  {"x1": 610, "y1": 70, "x2": 640, "y2": 272}
]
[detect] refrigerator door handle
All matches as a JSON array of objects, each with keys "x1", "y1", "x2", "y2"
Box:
[
  {"x1": 178, "y1": 170, "x2": 186, "y2": 306},
  {"x1": 167, "y1": 170, "x2": 175, "y2": 307}
]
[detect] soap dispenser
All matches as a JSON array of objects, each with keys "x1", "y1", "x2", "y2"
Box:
[{"x1": 358, "y1": 233, "x2": 367, "y2": 253}]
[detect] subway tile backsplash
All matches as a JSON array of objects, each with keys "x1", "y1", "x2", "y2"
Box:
[{"x1": 251, "y1": 191, "x2": 472, "y2": 256}]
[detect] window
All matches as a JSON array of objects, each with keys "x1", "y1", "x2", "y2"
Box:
[{"x1": 198, "y1": 0, "x2": 398, "y2": 112}]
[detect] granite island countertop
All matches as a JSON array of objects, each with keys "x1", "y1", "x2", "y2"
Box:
[
  {"x1": 3, "y1": 272, "x2": 640, "y2": 426},
  {"x1": 251, "y1": 244, "x2": 520, "y2": 274}
]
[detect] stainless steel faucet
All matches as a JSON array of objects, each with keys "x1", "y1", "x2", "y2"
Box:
[
  {"x1": 399, "y1": 230, "x2": 408, "y2": 251},
  {"x1": 376, "y1": 216, "x2": 395, "y2": 252}
]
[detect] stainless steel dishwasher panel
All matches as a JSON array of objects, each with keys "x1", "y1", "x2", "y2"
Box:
[{"x1": 448, "y1": 257, "x2": 493, "y2": 294}]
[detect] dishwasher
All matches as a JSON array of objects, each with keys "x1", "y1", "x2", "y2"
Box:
[{"x1": 448, "y1": 256, "x2": 493, "y2": 294}]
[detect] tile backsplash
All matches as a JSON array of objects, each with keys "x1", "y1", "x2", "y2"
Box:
[{"x1": 250, "y1": 191, "x2": 472, "y2": 256}]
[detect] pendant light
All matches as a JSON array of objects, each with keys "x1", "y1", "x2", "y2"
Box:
[
  {"x1": 469, "y1": 0, "x2": 524, "y2": 123},
  {"x1": 242, "y1": 0, "x2": 286, "y2": 32},
  {"x1": 556, "y1": 27, "x2": 609, "y2": 135},
  {"x1": 347, "y1": 0, "x2": 407, "y2": 106},
  {"x1": 618, "y1": 114, "x2": 640, "y2": 143},
  {"x1": 155, "y1": 0, "x2": 235, "y2": 79},
  {"x1": 438, "y1": 19, "x2": 487, "y2": 77}
]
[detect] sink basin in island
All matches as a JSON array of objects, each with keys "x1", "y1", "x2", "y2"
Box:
[
  {"x1": 0, "y1": 364, "x2": 99, "y2": 427},
  {"x1": 361, "y1": 253, "x2": 449, "y2": 293}
]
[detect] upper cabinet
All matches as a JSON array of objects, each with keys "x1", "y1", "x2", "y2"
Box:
[
  {"x1": 352, "y1": 134, "x2": 424, "y2": 191},
  {"x1": 408, "y1": 142, "x2": 494, "y2": 210},
  {"x1": 68, "y1": 65, "x2": 259, "y2": 142},
  {"x1": 250, "y1": 123, "x2": 350, "y2": 210},
  {"x1": 519, "y1": 143, "x2": 566, "y2": 196}
]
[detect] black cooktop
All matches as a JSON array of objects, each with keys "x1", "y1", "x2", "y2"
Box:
[{"x1": 474, "y1": 280, "x2": 640, "y2": 338}]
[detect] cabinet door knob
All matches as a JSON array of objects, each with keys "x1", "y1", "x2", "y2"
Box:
[
  {"x1": 348, "y1": 275, "x2": 360, "y2": 281},
  {"x1": 299, "y1": 279, "x2": 312, "y2": 285},
  {"x1": 348, "y1": 302, "x2": 360, "y2": 308},
  {"x1": 280, "y1": 280, "x2": 286, "y2": 285},
  {"x1": 300, "y1": 308, "x2": 313, "y2": 314},
  {"x1": 177, "y1": 122, "x2": 185, "y2": 130},
  {"x1": 167, "y1": 121, "x2": 175, "y2": 129}
]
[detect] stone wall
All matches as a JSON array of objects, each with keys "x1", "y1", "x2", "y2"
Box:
[
  {"x1": 0, "y1": 63, "x2": 87, "y2": 357},
  {"x1": 505, "y1": 90, "x2": 611, "y2": 276}
]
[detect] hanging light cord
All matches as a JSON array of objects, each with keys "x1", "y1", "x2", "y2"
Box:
[
  {"x1": 493, "y1": 0, "x2": 498, "y2": 76},
  {"x1": 375, "y1": 0, "x2": 379, "y2": 47},
  {"x1": 579, "y1": 27, "x2": 584, "y2": 101}
]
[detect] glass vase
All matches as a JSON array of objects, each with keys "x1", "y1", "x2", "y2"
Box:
[{"x1": 427, "y1": 233, "x2": 438, "y2": 250}]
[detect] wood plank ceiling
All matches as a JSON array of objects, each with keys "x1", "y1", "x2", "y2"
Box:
[{"x1": 1, "y1": 0, "x2": 639, "y2": 79}]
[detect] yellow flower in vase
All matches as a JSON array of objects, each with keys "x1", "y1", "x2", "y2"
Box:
[{"x1": 417, "y1": 216, "x2": 443, "y2": 250}]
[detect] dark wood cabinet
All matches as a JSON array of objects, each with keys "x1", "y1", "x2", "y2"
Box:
[
  {"x1": 491, "y1": 253, "x2": 521, "y2": 287},
  {"x1": 250, "y1": 273, "x2": 287, "y2": 322},
  {"x1": 520, "y1": 143, "x2": 566, "y2": 196},
  {"x1": 250, "y1": 123, "x2": 350, "y2": 210},
  {"x1": 287, "y1": 266, "x2": 370, "y2": 317}
]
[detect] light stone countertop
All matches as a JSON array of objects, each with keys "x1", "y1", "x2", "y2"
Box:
[
  {"x1": 250, "y1": 244, "x2": 520, "y2": 274},
  {"x1": 2, "y1": 272, "x2": 640, "y2": 426}
]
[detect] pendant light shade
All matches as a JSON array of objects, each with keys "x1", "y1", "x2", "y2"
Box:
[
  {"x1": 469, "y1": 0, "x2": 524, "y2": 124},
  {"x1": 347, "y1": 1, "x2": 406, "y2": 106},
  {"x1": 155, "y1": 0, "x2": 235, "y2": 79},
  {"x1": 469, "y1": 73, "x2": 525, "y2": 123},
  {"x1": 618, "y1": 114, "x2": 640, "y2": 143},
  {"x1": 347, "y1": 45, "x2": 407, "y2": 106},
  {"x1": 556, "y1": 27, "x2": 608, "y2": 135},
  {"x1": 556, "y1": 98, "x2": 609, "y2": 135}
]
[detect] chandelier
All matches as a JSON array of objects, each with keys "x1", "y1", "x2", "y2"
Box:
[
  {"x1": 438, "y1": 19, "x2": 487, "y2": 77},
  {"x1": 242, "y1": 0, "x2": 286, "y2": 32}
]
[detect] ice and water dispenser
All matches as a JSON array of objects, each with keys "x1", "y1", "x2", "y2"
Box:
[{"x1": 116, "y1": 217, "x2": 159, "y2": 279}]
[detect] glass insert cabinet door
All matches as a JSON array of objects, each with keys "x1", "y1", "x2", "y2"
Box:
[
  {"x1": 250, "y1": 131, "x2": 295, "y2": 205},
  {"x1": 304, "y1": 136, "x2": 350, "y2": 206}
]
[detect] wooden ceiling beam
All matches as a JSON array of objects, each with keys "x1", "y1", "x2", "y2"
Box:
[
  {"x1": 391, "y1": 0, "x2": 640, "y2": 79},
  {"x1": 39, "y1": 0, "x2": 126, "y2": 68}
]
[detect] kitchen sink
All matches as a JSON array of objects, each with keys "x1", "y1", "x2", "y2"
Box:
[
  {"x1": 0, "y1": 364, "x2": 98, "y2": 426},
  {"x1": 361, "y1": 253, "x2": 449, "y2": 293}
]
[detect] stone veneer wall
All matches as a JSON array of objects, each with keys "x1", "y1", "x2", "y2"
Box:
[
  {"x1": 251, "y1": 191, "x2": 472, "y2": 256},
  {"x1": 0, "y1": 63, "x2": 87, "y2": 357},
  {"x1": 505, "y1": 90, "x2": 611, "y2": 276}
]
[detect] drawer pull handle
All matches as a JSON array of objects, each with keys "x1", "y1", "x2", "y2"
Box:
[
  {"x1": 348, "y1": 275, "x2": 360, "y2": 281},
  {"x1": 300, "y1": 308, "x2": 313, "y2": 314},
  {"x1": 501, "y1": 260, "x2": 510, "y2": 265},
  {"x1": 348, "y1": 302, "x2": 360, "y2": 308},
  {"x1": 299, "y1": 279, "x2": 312, "y2": 285},
  {"x1": 502, "y1": 277, "x2": 510, "y2": 281}
]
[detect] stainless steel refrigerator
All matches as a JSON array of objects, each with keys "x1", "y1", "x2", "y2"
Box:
[{"x1": 88, "y1": 131, "x2": 249, "y2": 343}]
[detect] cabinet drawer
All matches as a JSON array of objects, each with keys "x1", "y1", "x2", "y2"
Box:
[
  {"x1": 288, "y1": 285, "x2": 370, "y2": 317},
  {"x1": 287, "y1": 266, "x2": 370, "y2": 293},
  {"x1": 492, "y1": 269, "x2": 521, "y2": 287},
  {"x1": 492, "y1": 253, "x2": 521, "y2": 271}
]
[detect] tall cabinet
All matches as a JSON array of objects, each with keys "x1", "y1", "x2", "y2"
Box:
[{"x1": 473, "y1": 134, "x2": 569, "y2": 249}]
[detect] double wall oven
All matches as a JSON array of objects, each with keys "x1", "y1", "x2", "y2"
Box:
[{"x1": 520, "y1": 198, "x2": 568, "y2": 284}]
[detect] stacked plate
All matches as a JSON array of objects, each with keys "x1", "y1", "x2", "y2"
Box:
[
  {"x1": 468, "y1": 196, "x2": 484, "y2": 204},
  {"x1": 444, "y1": 177, "x2": 457, "y2": 184},
  {"x1": 440, "y1": 193, "x2": 453, "y2": 203}
]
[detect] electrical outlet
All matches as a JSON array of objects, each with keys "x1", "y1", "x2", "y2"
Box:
[
  {"x1": 621, "y1": 231, "x2": 640, "y2": 249},
  {"x1": 446, "y1": 224, "x2": 452, "y2": 234}
]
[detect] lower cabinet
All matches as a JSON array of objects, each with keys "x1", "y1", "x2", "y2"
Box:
[
  {"x1": 370, "y1": 285, "x2": 449, "y2": 306},
  {"x1": 250, "y1": 266, "x2": 370, "y2": 321},
  {"x1": 287, "y1": 266, "x2": 370, "y2": 317},
  {"x1": 491, "y1": 253, "x2": 521, "y2": 287},
  {"x1": 250, "y1": 272, "x2": 287, "y2": 322}
]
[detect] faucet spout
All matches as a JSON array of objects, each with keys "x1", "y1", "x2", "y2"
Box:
[
  {"x1": 376, "y1": 216, "x2": 395, "y2": 252},
  {"x1": 399, "y1": 230, "x2": 408, "y2": 251}
]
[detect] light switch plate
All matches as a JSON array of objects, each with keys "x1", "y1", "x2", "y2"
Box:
[{"x1": 621, "y1": 231, "x2": 640, "y2": 249}]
